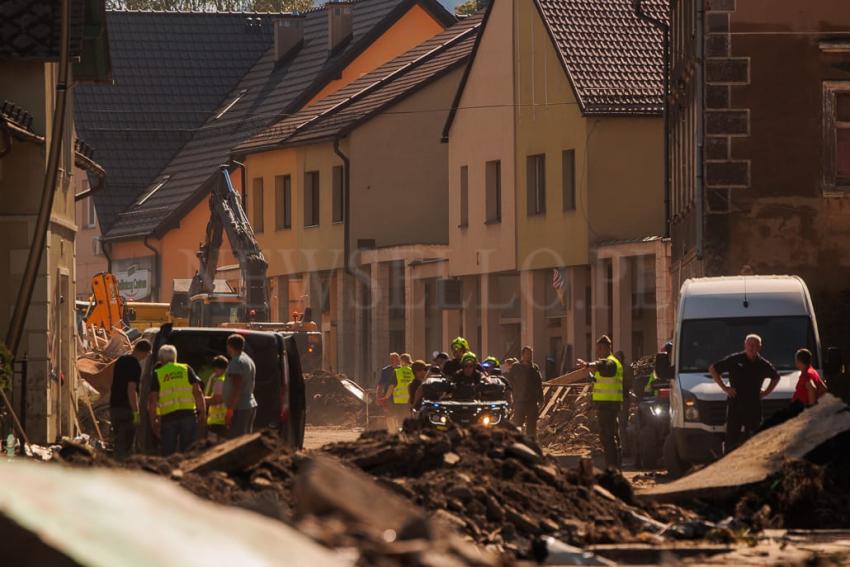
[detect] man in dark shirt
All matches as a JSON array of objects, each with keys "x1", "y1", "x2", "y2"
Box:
[
  {"x1": 507, "y1": 346, "x2": 544, "y2": 439},
  {"x1": 109, "y1": 339, "x2": 152, "y2": 459},
  {"x1": 709, "y1": 334, "x2": 781, "y2": 453}
]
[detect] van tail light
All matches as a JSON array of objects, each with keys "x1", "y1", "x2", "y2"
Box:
[{"x1": 657, "y1": 388, "x2": 671, "y2": 401}]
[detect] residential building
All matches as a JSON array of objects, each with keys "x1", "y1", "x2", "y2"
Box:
[
  {"x1": 234, "y1": 16, "x2": 482, "y2": 377},
  {"x1": 668, "y1": 0, "x2": 850, "y2": 352},
  {"x1": 443, "y1": 0, "x2": 671, "y2": 374},
  {"x1": 75, "y1": 0, "x2": 455, "y2": 305},
  {"x1": 0, "y1": 0, "x2": 110, "y2": 442}
]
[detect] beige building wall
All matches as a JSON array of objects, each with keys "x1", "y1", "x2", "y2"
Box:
[
  {"x1": 75, "y1": 180, "x2": 107, "y2": 298},
  {"x1": 349, "y1": 67, "x2": 463, "y2": 249},
  {"x1": 514, "y1": 0, "x2": 590, "y2": 271},
  {"x1": 0, "y1": 61, "x2": 79, "y2": 442},
  {"x1": 447, "y1": 0, "x2": 516, "y2": 277},
  {"x1": 587, "y1": 118, "x2": 665, "y2": 243}
]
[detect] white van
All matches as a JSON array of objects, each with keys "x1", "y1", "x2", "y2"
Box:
[{"x1": 664, "y1": 275, "x2": 822, "y2": 474}]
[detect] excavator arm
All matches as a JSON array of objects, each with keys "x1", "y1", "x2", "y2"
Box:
[{"x1": 188, "y1": 166, "x2": 269, "y2": 321}]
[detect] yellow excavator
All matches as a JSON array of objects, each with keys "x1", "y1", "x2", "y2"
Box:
[{"x1": 79, "y1": 273, "x2": 172, "y2": 333}]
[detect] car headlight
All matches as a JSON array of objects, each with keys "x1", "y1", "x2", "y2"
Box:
[
  {"x1": 429, "y1": 413, "x2": 448, "y2": 425},
  {"x1": 683, "y1": 397, "x2": 700, "y2": 421},
  {"x1": 478, "y1": 412, "x2": 501, "y2": 426},
  {"x1": 650, "y1": 404, "x2": 666, "y2": 417}
]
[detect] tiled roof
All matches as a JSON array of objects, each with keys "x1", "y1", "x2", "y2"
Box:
[
  {"x1": 236, "y1": 14, "x2": 481, "y2": 153},
  {"x1": 0, "y1": 0, "x2": 86, "y2": 60},
  {"x1": 534, "y1": 0, "x2": 667, "y2": 115},
  {"x1": 74, "y1": 11, "x2": 277, "y2": 231},
  {"x1": 102, "y1": 0, "x2": 454, "y2": 241}
]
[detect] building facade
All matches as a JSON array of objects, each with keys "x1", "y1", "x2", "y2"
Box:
[{"x1": 669, "y1": 0, "x2": 850, "y2": 352}]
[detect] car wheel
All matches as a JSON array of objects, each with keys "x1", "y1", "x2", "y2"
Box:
[{"x1": 663, "y1": 433, "x2": 688, "y2": 478}]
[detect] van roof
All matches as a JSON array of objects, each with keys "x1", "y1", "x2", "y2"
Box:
[{"x1": 680, "y1": 276, "x2": 813, "y2": 319}]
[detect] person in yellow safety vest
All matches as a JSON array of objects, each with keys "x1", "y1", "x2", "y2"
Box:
[
  {"x1": 147, "y1": 344, "x2": 207, "y2": 456},
  {"x1": 577, "y1": 335, "x2": 624, "y2": 469},
  {"x1": 205, "y1": 355, "x2": 229, "y2": 438},
  {"x1": 383, "y1": 353, "x2": 414, "y2": 432}
]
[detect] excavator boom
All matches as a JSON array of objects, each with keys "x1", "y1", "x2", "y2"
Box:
[{"x1": 188, "y1": 166, "x2": 269, "y2": 322}]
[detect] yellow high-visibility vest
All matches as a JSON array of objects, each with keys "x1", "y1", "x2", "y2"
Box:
[
  {"x1": 592, "y1": 355, "x2": 624, "y2": 402},
  {"x1": 155, "y1": 362, "x2": 196, "y2": 416},
  {"x1": 205, "y1": 373, "x2": 226, "y2": 426},
  {"x1": 392, "y1": 366, "x2": 415, "y2": 405}
]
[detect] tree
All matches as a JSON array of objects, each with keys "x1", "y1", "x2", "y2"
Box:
[
  {"x1": 454, "y1": 0, "x2": 487, "y2": 16},
  {"x1": 108, "y1": 0, "x2": 313, "y2": 11}
]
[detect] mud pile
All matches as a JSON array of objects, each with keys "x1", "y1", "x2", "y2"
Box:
[
  {"x1": 305, "y1": 370, "x2": 365, "y2": 426},
  {"x1": 537, "y1": 385, "x2": 601, "y2": 456},
  {"x1": 323, "y1": 421, "x2": 681, "y2": 557}
]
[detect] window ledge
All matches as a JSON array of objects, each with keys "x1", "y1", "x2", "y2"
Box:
[
  {"x1": 458, "y1": 224, "x2": 469, "y2": 229},
  {"x1": 484, "y1": 219, "x2": 501, "y2": 225},
  {"x1": 275, "y1": 226, "x2": 292, "y2": 231},
  {"x1": 332, "y1": 220, "x2": 344, "y2": 225},
  {"x1": 527, "y1": 212, "x2": 546, "y2": 218},
  {"x1": 304, "y1": 224, "x2": 320, "y2": 229}
]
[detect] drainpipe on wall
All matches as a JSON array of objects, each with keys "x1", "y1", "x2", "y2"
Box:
[
  {"x1": 103, "y1": 239, "x2": 113, "y2": 273},
  {"x1": 695, "y1": 1, "x2": 705, "y2": 260},
  {"x1": 333, "y1": 136, "x2": 351, "y2": 273},
  {"x1": 5, "y1": 0, "x2": 71, "y2": 357},
  {"x1": 143, "y1": 236, "x2": 160, "y2": 302},
  {"x1": 633, "y1": 0, "x2": 671, "y2": 238}
]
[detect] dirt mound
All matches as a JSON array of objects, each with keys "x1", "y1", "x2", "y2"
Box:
[
  {"x1": 305, "y1": 370, "x2": 365, "y2": 426},
  {"x1": 322, "y1": 421, "x2": 670, "y2": 557},
  {"x1": 537, "y1": 385, "x2": 601, "y2": 456}
]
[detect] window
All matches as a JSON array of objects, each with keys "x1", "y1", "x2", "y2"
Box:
[
  {"x1": 91, "y1": 236, "x2": 103, "y2": 256},
  {"x1": 459, "y1": 166, "x2": 469, "y2": 228},
  {"x1": 252, "y1": 178, "x2": 264, "y2": 233},
  {"x1": 84, "y1": 194, "x2": 97, "y2": 228},
  {"x1": 485, "y1": 160, "x2": 501, "y2": 223},
  {"x1": 332, "y1": 165, "x2": 344, "y2": 223},
  {"x1": 562, "y1": 149, "x2": 576, "y2": 211},
  {"x1": 275, "y1": 175, "x2": 291, "y2": 230},
  {"x1": 824, "y1": 82, "x2": 850, "y2": 192},
  {"x1": 304, "y1": 171, "x2": 320, "y2": 227},
  {"x1": 527, "y1": 154, "x2": 546, "y2": 216}
]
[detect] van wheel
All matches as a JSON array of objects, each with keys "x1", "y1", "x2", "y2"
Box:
[{"x1": 663, "y1": 433, "x2": 687, "y2": 478}]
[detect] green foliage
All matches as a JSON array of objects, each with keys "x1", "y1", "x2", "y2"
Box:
[
  {"x1": 108, "y1": 0, "x2": 314, "y2": 12},
  {"x1": 455, "y1": 0, "x2": 487, "y2": 16}
]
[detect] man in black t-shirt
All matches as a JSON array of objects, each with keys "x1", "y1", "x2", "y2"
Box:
[
  {"x1": 709, "y1": 334, "x2": 780, "y2": 453},
  {"x1": 109, "y1": 339, "x2": 152, "y2": 459}
]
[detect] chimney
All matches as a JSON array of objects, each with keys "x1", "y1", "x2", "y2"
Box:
[
  {"x1": 274, "y1": 15, "x2": 304, "y2": 63},
  {"x1": 326, "y1": 1, "x2": 353, "y2": 52}
]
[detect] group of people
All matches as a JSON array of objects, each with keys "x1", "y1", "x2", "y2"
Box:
[
  {"x1": 583, "y1": 332, "x2": 829, "y2": 470},
  {"x1": 109, "y1": 333, "x2": 258, "y2": 458},
  {"x1": 374, "y1": 337, "x2": 545, "y2": 436}
]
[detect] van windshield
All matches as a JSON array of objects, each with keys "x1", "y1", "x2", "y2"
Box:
[{"x1": 679, "y1": 316, "x2": 817, "y2": 373}]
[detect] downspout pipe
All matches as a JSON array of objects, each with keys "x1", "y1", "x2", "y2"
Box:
[
  {"x1": 6, "y1": 0, "x2": 71, "y2": 357},
  {"x1": 695, "y1": 1, "x2": 705, "y2": 260},
  {"x1": 634, "y1": 0, "x2": 670, "y2": 239},
  {"x1": 333, "y1": 136, "x2": 351, "y2": 274},
  {"x1": 143, "y1": 236, "x2": 160, "y2": 302},
  {"x1": 103, "y1": 239, "x2": 113, "y2": 274}
]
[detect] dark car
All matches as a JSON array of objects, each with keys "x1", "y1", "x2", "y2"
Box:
[{"x1": 140, "y1": 325, "x2": 306, "y2": 451}]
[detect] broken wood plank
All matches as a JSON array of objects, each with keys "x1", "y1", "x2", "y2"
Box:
[
  {"x1": 643, "y1": 395, "x2": 850, "y2": 503},
  {"x1": 179, "y1": 432, "x2": 271, "y2": 475},
  {"x1": 544, "y1": 367, "x2": 592, "y2": 386}
]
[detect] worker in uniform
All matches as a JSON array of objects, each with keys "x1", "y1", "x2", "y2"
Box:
[
  {"x1": 384, "y1": 356, "x2": 415, "y2": 432},
  {"x1": 578, "y1": 335, "x2": 624, "y2": 469},
  {"x1": 148, "y1": 345, "x2": 207, "y2": 456},
  {"x1": 204, "y1": 355, "x2": 229, "y2": 439},
  {"x1": 443, "y1": 337, "x2": 470, "y2": 377}
]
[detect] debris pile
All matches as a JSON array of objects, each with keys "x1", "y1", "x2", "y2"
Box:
[
  {"x1": 305, "y1": 371, "x2": 365, "y2": 427},
  {"x1": 537, "y1": 384, "x2": 601, "y2": 456},
  {"x1": 323, "y1": 421, "x2": 678, "y2": 557}
]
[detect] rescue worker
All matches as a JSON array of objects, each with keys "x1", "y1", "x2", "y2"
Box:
[
  {"x1": 384, "y1": 356, "x2": 415, "y2": 431},
  {"x1": 645, "y1": 341, "x2": 673, "y2": 395},
  {"x1": 204, "y1": 355, "x2": 229, "y2": 439},
  {"x1": 452, "y1": 352, "x2": 484, "y2": 387},
  {"x1": 109, "y1": 339, "x2": 151, "y2": 459},
  {"x1": 578, "y1": 335, "x2": 624, "y2": 469},
  {"x1": 507, "y1": 346, "x2": 544, "y2": 439},
  {"x1": 443, "y1": 337, "x2": 470, "y2": 376},
  {"x1": 148, "y1": 345, "x2": 206, "y2": 456},
  {"x1": 482, "y1": 356, "x2": 502, "y2": 375}
]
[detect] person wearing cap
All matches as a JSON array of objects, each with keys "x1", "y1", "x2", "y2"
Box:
[
  {"x1": 578, "y1": 335, "x2": 624, "y2": 469},
  {"x1": 507, "y1": 346, "x2": 544, "y2": 439},
  {"x1": 432, "y1": 351, "x2": 450, "y2": 373},
  {"x1": 443, "y1": 337, "x2": 471, "y2": 377}
]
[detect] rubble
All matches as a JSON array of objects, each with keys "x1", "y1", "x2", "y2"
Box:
[
  {"x1": 322, "y1": 421, "x2": 680, "y2": 557},
  {"x1": 537, "y1": 384, "x2": 601, "y2": 456},
  {"x1": 305, "y1": 370, "x2": 366, "y2": 427}
]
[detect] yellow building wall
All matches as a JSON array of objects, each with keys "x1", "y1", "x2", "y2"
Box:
[
  {"x1": 586, "y1": 117, "x2": 665, "y2": 242},
  {"x1": 514, "y1": 0, "x2": 590, "y2": 271},
  {"x1": 248, "y1": 143, "x2": 344, "y2": 277},
  {"x1": 447, "y1": 0, "x2": 516, "y2": 277},
  {"x1": 306, "y1": 4, "x2": 447, "y2": 106}
]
